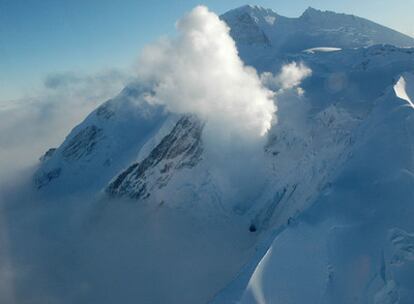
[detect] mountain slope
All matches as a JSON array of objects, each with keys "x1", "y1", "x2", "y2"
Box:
[
  {"x1": 106, "y1": 115, "x2": 203, "y2": 200},
  {"x1": 33, "y1": 83, "x2": 169, "y2": 196},
  {"x1": 213, "y1": 82, "x2": 414, "y2": 304}
]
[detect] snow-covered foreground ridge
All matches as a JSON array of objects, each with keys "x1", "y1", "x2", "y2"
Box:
[{"x1": 2, "y1": 5, "x2": 414, "y2": 304}]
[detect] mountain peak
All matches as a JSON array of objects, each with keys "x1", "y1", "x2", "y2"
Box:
[
  {"x1": 223, "y1": 4, "x2": 279, "y2": 19},
  {"x1": 300, "y1": 6, "x2": 343, "y2": 18},
  {"x1": 303, "y1": 6, "x2": 321, "y2": 14}
]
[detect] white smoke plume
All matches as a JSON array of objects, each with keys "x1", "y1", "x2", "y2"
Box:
[
  {"x1": 261, "y1": 62, "x2": 312, "y2": 91},
  {"x1": 137, "y1": 6, "x2": 276, "y2": 141}
]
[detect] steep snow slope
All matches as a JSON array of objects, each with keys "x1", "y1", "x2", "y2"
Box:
[
  {"x1": 33, "y1": 83, "x2": 169, "y2": 196},
  {"x1": 236, "y1": 45, "x2": 414, "y2": 234},
  {"x1": 211, "y1": 45, "x2": 414, "y2": 303},
  {"x1": 230, "y1": 86, "x2": 414, "y2": 304}
]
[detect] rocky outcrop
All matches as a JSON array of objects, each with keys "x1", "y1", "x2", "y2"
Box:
[{"x1": 106, "y1": 115, "x2": 204, "y2": 200}]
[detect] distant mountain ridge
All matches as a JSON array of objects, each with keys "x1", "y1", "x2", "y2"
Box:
[{"x1": 221, "y1": 5, "x2": 414, "y2": 63}]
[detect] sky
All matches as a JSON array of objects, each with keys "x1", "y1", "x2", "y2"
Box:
[{"x1": 1, "y1": 0, "x2": 413, "y2": 102}]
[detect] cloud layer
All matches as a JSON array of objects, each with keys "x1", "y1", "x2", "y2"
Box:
[
  {"x1": 137, "y1": 6, "x2": 276, "y2": 141},
  {"x1": 0, "y1": 69, "x2": 128, "y2": 182}
]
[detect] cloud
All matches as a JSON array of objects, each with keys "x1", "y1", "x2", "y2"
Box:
[
  {"x1": 0, "y1": 69, "x2": 129, "y2": 182},
  {"x1": 0, "y1": 69, "x2": 131, "y2": 304},
  {"x1": 133, "y1": 10, "x2": 315, "y2": 209},
  {"x1": 261, "y1": 62, "x2": 312, "y2": 91},
  {"x1": 44, "y1": 69, "x2": 127, "y2": 91},
  {"x1": 136, "y1": 6, "x2": 276, "y2": 142}
]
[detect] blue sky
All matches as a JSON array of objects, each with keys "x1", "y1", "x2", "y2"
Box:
[{"x1": 1, "y1": 0, "x2": 413, "y2": 101}]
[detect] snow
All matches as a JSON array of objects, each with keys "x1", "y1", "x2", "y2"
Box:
[
  {"x1": 33, "y1": 82, "x2": 169, "y2": 197},
  {"x1": 304, "y1": 47, "x2": 342, "y2": 53},
  {"x1": 264, "y1": 15, "x2": 276, "y2": 25},
  {"x1": 389, "y1": 228, "x2": 414, "y2": 266},
  {"x1": 394, "y1": 73, "x2": 414, "y2": 108},
  {"x1": 215, "y1": 85, "x2": 414, "y2": 303},
  {"x1": 240, "y1": 221, "x2": 331, "y2": 304},
  {"x1": 221, "y1": 4, "x2": 414, "y2": 70}
]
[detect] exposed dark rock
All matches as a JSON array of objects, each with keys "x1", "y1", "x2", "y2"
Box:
[
  {"x1": 62, "y1": 125, "x2": 104, "y2": 161},
  {"x1": 106, "y1": 115, "x2": 203, "y2": 200},
  {"x1": 107, "y1": 163, "x2": 139, "y2": 192},
  {"x1": 96, "y1": 103, "x2": 115, "y2": 120},
  {"x1": 34, "y1": 168, "x2": 62, "y2": 189},
  {"x1": 249, "y1": 224, "x2": 257, "y2": 232},
  {"x1": 39, "y1": 148, "x2": 57, "y2": 162}
]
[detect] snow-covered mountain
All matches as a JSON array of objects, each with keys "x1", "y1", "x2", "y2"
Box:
[
  {"x1": 6, "y1": 5, "x2": 414, "y2": 304},
  {"x1": 223, "y1": 6, "x2": 414, "y2": 50},
  {"x1": 221, "y1": 5, "x2": 414, "y2": 69},
  {"x1": 213, "y1": 71, "x2": 414, "y2": 304},
  {"x1": 33, "y1": 83, "x2": 169, "y2": 196}
]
